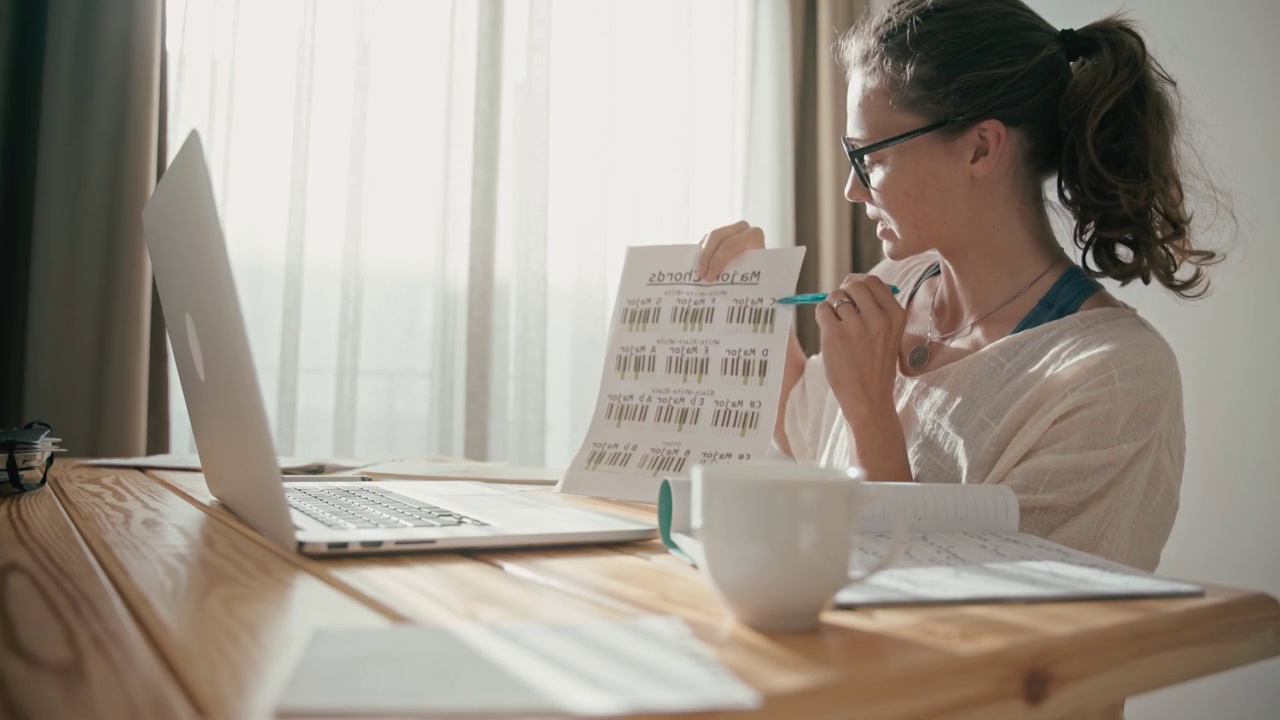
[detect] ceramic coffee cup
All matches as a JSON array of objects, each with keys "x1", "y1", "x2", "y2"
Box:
[{"x1": 689, "y1": 463, "x2": 903, "y2": 632}]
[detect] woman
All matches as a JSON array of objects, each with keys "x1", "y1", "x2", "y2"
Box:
[{"x1": 697, "y1": 0, "x2": 1218, "y2": 572}]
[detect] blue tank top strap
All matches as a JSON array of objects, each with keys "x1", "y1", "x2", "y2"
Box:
[
  {"x1": 1010, "y1": 264, "x2": 1103, "y2": 335},
  {"x1": 906, "y1": 261, "x2": 942, "y2": 306}
]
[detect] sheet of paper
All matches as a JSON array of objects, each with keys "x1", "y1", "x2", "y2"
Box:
[
  {"x1": 80, "y1": 453, "x2": 377, "y2": 475},
  {"x1": 276, "y1": 615, "x2": 760, "y2": 717},
  {"x1": 359, "y1": 458, "x2": 562, "y2": 484},
  {"x1": 559, "y1": 244, "x2": 805, "y2": 502},
  {"x1": 836, "y1": 531, "x2": 1203, "y2": 606}
]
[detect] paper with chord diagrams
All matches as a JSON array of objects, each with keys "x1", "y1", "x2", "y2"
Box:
[{"x1": 558, "y1": 244, "x2": 805, "y2": 502}]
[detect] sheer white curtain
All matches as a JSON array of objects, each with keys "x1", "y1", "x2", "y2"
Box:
[{"x1": 164, "y1": 0, "x2": 794, "y2": 467}]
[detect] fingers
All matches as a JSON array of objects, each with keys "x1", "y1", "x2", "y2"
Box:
[
  {"x1": 864, "y1": 276, "x2": 908, "y2": 336},
  {"x1": 839, "y1": 273, "x2": 890, "y2": 305},
  {"x1": 698, "y1": 221, "x2": 762, "y2": 280},
  {"x1": 816, "y1": 288, "x2": 860, "y2": 330},
  {"x1": 841, "y1": 275, "x2": 904, "y2": 317},
  {"x1": 820, "y1": 274, "x2": 904, "y2": 331},
  {"x1": 699, "y1": 221, "x2": 749, "y2": 248}
]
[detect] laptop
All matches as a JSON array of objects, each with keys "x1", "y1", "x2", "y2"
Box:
[{"x1": 143, "y1": 130, "x2": 655, "y2": 556}]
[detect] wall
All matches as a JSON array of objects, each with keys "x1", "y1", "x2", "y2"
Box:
[{"x1": 1024, "y1": 1, "x2": 1280, "y2": 717}]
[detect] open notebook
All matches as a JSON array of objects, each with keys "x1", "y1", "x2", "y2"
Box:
[{"x1": 657, "y1": 479, "x2": 1203, "y2": 607}]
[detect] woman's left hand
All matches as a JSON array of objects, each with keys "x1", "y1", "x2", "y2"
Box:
[{"x1": 815, "y1": 273, "x2": 908, "y2": 418}]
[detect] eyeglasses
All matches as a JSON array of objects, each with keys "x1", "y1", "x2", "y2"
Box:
[{"x1": 841, "y1": 116, "x2": 968, "y2": 189}]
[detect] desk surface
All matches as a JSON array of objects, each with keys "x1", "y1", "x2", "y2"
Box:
[{"x1": 4, "y1": 462, "x2": 1278, "y2": 719}]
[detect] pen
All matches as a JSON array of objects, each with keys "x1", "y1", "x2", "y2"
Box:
[{"x1": 775, "y1": 286, "x2": 900, "y2": 304}]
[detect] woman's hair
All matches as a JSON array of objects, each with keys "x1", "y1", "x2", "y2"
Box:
[{"x1": 839, "y1": 0, "x2": 1220, "y2": 298}]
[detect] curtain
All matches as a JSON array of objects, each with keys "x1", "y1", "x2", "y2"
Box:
[
  {"x1": 164, "y1": 0, "x2": 794, "y2": 468},
  {"x1": 0, "y1": 0, "x2": 46, "y2": 428},
  {"x1": 2, "y1": 0, "x2": 167, "y2": 456},
  {"x1": 790, "y1": 0, "x2": 875, "y2": 353}
]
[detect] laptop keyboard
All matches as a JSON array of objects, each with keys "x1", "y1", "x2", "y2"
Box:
[{"x1": 285, "y1": 485, "x2": 488, "y2": 531}]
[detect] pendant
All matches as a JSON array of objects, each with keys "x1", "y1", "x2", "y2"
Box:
[{"x1": 907, "y1": 343, "x2": 931, "y2": 371}]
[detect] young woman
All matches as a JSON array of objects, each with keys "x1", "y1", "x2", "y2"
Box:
[{"x1": 698, "y1": 0, "x2": 1219, "y2": 572}]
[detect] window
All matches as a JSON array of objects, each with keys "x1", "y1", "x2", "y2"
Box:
[{"x1": 165, "y1": 0, "x2": 793, "y2": 466}]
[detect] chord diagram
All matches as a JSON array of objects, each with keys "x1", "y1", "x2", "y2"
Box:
[
  {"x1": 725, "y1": 305, "x2": 777, "y2": 333},
  {"x1": 621, "y1": 306, "x2": 661, "y2": 332},
  {"x1": 664, "y1": 355, "x2": 710, "y2": 383},
  {"x1": 720, "y1": 355, "x2": 768, "y2": 386},
  {"x1": 604, "y1": 401, "x2": 651, "y2": 428},
  {"x1": 670, "y1": 305, "x2": 715, "y2": 331},
  {"x1": 711, "y1": 407, "x2": 761, "y2": 437},
  {"x1": 636, "y1": 453, "x2": 688, "y2": 477},
  {"x1": 585, "y1": 448, "x2": 634, "y2": 473},
  {"x1": 614, "y1": 352, "x2": 657, "y2": 380},
  {"x1": 653, "y1": 405, "x2": 701, "y2": 432}
]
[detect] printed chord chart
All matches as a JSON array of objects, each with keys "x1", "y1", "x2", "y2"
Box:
[
  {"x1": 604, "y1": 401, "x2": 651, "y2": 428},
  {"x1": 664, "y1": 355, "x2": 710, "y2": 383},
  {"x1": 652, "y1": 405, "x2": 702, "y2": 432},
  {"x1": 711, "y1": 407, "x2": 761, "y2": 437},
  {"x1": 720, "y1": 356, "x2": 768, "y2": 386},
  {"x1": 670, "y1": 306, "x2": 715, "y2": 331},
  {"x1": 561, "y1": 244, "x2": 807, "y2": 504},
  {"x1": 725, "y1": 305, "x2": 777, "y2": 333},
  {"x1": 614, "y1": 352, "x2": 657, "y2": 380},
  {"x1": 636, "y1": 453, "x2": 689, "y2": 477},
  {"x1": 621, "y1": 306, "x2": 661, "y2": 332},
  {"x1": 585, "y1": 448, "x2": 635, "y2": 473}
]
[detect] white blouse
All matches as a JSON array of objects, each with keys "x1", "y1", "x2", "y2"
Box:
[{"x1": 784, "y1": 252, "x2": 1184, "y2": 571}]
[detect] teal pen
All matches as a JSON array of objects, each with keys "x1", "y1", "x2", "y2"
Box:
[{"x1": 775, "y1": 286, "x2": 899, "y2": 304}]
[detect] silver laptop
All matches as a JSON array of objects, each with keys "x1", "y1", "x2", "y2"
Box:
[{"x1": 143, "y1": 130, "x2": 655, "y2": 556}]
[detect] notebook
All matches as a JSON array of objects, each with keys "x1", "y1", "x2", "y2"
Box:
[{"x1": 657, "y1": 478, "x2": 1203, "y2": 607}]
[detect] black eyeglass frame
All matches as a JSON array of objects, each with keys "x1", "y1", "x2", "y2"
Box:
[{"x1": 841, "y1": 116, "x2": 970, "y2": 189}]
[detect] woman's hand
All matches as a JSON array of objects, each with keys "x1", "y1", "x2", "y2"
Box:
[
  {"x1": 696, "y1": 220, "x2": 811, "y2": 456},
  {"x1": 696, "y1": 220, "x2": 763, "y2": 280},
  {"x1": 815, "y1": 273, "x2": 907, "y2": 418}
]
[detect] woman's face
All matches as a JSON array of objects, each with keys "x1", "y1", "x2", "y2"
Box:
[{"x1": 844, "y1": 71, "x2": 973, "y2": 261}]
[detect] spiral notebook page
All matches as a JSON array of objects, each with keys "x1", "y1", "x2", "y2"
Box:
[{"x1": 857, "y1": 482, "x2": 1021, "y2": 534}]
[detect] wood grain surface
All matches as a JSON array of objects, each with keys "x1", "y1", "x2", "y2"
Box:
[{"x1": 10, "y1": 461, "x2": 1276, "y2": 720}]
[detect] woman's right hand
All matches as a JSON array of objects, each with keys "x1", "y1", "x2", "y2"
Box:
[{"x1": 696, "y1": 220, "x2": 764, "y2": 280}]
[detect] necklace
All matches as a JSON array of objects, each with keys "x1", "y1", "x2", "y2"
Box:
[{"x1": 906, "y1": 258, "x2": 1059, "y2": 372}]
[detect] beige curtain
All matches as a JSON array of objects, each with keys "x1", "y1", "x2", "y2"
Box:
[
  {"x1": 791, "y1": 0, "x2": 878, "y2": 352},
  {"x1": 16, "y1": 0, "x2": 166, "y2": 456}
]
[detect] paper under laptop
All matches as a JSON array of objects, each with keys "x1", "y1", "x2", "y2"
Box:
[
  {"x1": 81, "y1": 453, "x2": 376, "y2": 475},
  {"x1": 358, "y1": 458, "x2": 563, "y2": 484}
]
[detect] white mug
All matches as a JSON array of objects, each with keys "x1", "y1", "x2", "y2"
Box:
[{"x1": 689, "y1": 463, "x2": 903, "y2": 632}]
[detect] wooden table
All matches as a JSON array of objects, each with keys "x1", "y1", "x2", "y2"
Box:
[{"x1": 4, "y1": 462, "x2": 1278, "y2": 719}]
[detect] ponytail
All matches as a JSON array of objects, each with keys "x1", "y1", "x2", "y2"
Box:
[{"x1": 1057, "y1": 18, "x2": 1218, "y2": 298}]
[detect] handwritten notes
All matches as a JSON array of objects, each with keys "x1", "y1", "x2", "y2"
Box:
[{"x1": 837, "y1": 530, "x2": 1203, "y2": 606}]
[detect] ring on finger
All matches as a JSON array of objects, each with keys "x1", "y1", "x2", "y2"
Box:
[{"x1": 830, "y1": 297, "x2": 857, "y2": 315}]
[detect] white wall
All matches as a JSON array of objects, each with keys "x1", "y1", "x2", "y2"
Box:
[{"x1": 1024, "y1": 1, "x2": 1280, "y2": 718}]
